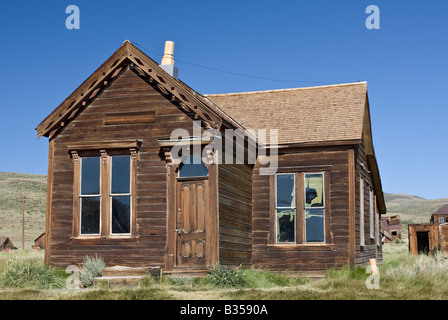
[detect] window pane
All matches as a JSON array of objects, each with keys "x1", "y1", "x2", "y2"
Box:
[
  {"x1": 276, "y1": 174, "x2": 295, "y2": 208},
  {"x1": 111, "y1": 156, "x2": 130, "y2": 194},
  {"x1": 277, "y1": 209, "x2": 295, "y2": 243},
  {"x1": 306, "y1": 208, "x2": 324, "y2": 242},
  {"x1": 81, "y1": 196, "x2": 100, "y2": 234},
  {"x1": 81, "y1": 157, "x2": 100, "y2": 195},
  {"x1": 179, "y1": 155, "x2": 208, "y2": 178},
  {"x1": 111, "y1": 195, "x2": 131, "y2": 234},
  {"x1": 305, "y1": 173, "x2": 324, "y2": 207}
]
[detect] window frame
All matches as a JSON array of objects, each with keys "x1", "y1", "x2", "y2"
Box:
[
  {"x1": 275, "y1": 173, "x2": 296, "y2": 244},
  {"x1": 369, "y1": 188, "x2": 374, "y2": 240},
  {"x1": 110, "y1": 155, "x2": 132, "y2": 236},
  {"x1": 70, "y1": 145, "x2": 138, "y2": 240},
  {"x1": 272, "y1": 171, "x2": 330, "y2": 246},
  {"x1": 360, "y1": 176, "x2": 365, "y2": 247},
  {"x1": 79, "y1": 156, "x2": 101, "y2": 236},
  {"x1": 304, "y1": 172, "x2": 326, "y2": 244}
]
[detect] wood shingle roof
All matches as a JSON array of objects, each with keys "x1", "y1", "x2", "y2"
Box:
[{"x1": 205, "y1": 82, "x2": 368, "y2": 146}]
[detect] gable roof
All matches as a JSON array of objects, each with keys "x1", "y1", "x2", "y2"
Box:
[
  {"x1": 35, "y1": 40, "x2": 247, "y2": 140},
  {"x1": 207, "y1": 83, "x2": 386, "y2": 214},
  {"x1": 432, "y1": 204, "x2": 448, "y2": 216},
  {"x1": 205, "y1": 82, "x2": 367, "y2": 146}
]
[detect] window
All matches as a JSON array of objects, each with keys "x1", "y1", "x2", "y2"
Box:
[
  {"x1": 80, "y1": 157, "x2": 101, "y2": 235},
  {"x1": 439, "y1": 217, "x2": 444, "y2": 224},
  {"x1": 360, "y1": 177, "x2": 365, "y2": 246},
  {"x1": 178, "y1": 155, "x2": 208, "y2": 178},
  {"x1": 369, "y1": 189, "x2": 374, "y2": 239},
  {"x1": 375, "y1": 196, "x2": 380, "y2": 246},
  {"x1": 71, "y1": 145, "x2": 138, "y2": 239},
  {"x1": 111, "y1": 155, "x2": 131, "y2": 234},
  {"x1": 274, "y1": 172, "x2": 327, "y2": 245},
  {"x1": 275, "y1": 174, "x2": 295, "y2": 243},
  {"x1": 304, "y1": 173, "x2": 325, "y2": 243}
]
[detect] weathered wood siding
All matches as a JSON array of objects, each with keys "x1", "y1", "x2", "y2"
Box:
[
  {"x1": 252, "y1": 148, "x2": 351, "y2": 272},
  {"x1": 218, "y1": 163, "x2": 253, "y2": 267},
  {"x1": 47, "y1": 67, "x2": 199, "y2": 268},
  {"x1": 354, "y1": 142, "x2": 383, "y2": 266}
]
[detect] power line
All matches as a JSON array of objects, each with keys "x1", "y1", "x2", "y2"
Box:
[{"x1": 131, "y1": 41, "x2": 343, "y2": 85}]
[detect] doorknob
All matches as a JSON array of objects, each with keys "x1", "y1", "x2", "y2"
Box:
[{"x1": 175, "y1": 228, "x2": 182, "y2": 235}]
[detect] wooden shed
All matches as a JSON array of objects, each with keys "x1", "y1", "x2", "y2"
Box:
[
  {"x1": 36, "y1": 40, "x2": 386, "y2": 275},
  {"x1": 408, "y1": 223, "x2": 447, "y2": 255},
  {"x1": 32, "y1": 233, "x2": 46, "y2": 251},
  {"x1": 0, "y1": 237, "x2": 17, "y2": 251}
]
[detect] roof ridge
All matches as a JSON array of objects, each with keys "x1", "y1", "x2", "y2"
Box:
[{"x1": 204, "y1": 81, "x2": 367, "y2": 97}]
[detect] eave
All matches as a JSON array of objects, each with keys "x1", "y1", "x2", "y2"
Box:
[{"x1": 35, "y1": 40, "x2": 248, "y2": 141}]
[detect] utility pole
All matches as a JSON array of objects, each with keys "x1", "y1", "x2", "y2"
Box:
[{"x1": 22, "y1": 193, "x2": 25, "y2": 250}]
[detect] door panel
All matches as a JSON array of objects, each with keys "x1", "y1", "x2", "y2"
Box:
[{"x1": 176, "y1": 180, "x2": 208, "y2": 267}]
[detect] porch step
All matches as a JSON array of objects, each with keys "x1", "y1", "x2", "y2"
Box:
[
  {"x1": 93, "y1": 266, "x2": 162, "y2": 288},
  {"x1": 93, "y1": 275, "x2": 145, "y2": 287},
  {"x1": 164, "y1": 268, "x2": 209, "y2": 277}
]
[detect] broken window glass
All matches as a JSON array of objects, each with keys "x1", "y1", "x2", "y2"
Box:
[
  {"x1": 304, "y1": 173, "x2": 325, "y2": 242},
  {"x1": 276, "y1": 174, "x2": 295, "y2": 243},
  {"x1": 277, "y1": 209, "x2": 295, "y2": 242}
]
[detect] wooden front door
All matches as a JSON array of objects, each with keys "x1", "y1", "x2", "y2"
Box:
[{"x1": 175, "y1": 179, "x2": 208, "y2": 268}]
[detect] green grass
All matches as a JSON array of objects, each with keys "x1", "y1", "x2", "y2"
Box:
[
  {"x1": 0, "y1": 172, "x2": 47, "y2": 250},
  {"x1": 2, "y1": 243, "x2": 448, "y2": 300}
]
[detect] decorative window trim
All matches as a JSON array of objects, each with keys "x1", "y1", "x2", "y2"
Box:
[{"x1": 70, "y1": 142, "x2": 139, "y2": 240}]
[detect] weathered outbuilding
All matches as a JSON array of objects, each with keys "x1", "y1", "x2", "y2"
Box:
[
  {"x1": 36, "y1": 41, "x2": 386, "y2": 275},
  {"x1": 0, "y1": 237, "x2": 17, "y2": 251}
]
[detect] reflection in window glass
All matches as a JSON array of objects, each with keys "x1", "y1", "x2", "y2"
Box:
[
  {"x1": 111, "y1": 156, "x2": 130, "y2": 194},
  {"x1": 80, "y1": 157, "x2": 101, "y2": 235},
  {"x1": 304, "y1": 173, "x2": 325, "y2": 243},
  {"x1": 81, "y1": 157, "x2": 100, "y2": 195},
  {"x1": 178, "y1": 155, "x2": 208, "y2": 178},
  {"x1": 305, "y1": 208, "x2": 324, "y2": 242},
  {"x1": 276, "y1": 174, "x2": 295, "y2": 243},
  {"x1": 81, "y1": 196, "x2": 100, "y2": 234},
  {"x1": 110, "y1": 156, "x2": 131, "y2": 234},
  {"x1": 276, "y1": 174, "x2": 295, "y2": 208},
  {"x1": 111, "y1": 195, "x2": 131, "y2": 234}
]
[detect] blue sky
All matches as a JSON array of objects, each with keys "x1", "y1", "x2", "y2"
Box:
[{"x1": 0, "y1": 1, "x2": 447, "y2": 199}]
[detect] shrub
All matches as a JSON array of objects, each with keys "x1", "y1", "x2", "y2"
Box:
[
  {"x1": 205, "y1": 264, "x2": 247, "y2": 288},
  {"x1": 79, "y1": 255, "x2": 106, "y2": 288},
  {"x1": 0, "y1": 258, "x2": 65, "y2": 289}
]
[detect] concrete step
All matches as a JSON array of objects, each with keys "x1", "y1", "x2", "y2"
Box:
[
  {"x1": 164, "y1": 268, "x2": 209, "y2": 277},
  {"x1": 93, "y1": 275, "x2": 144, "y2": 288},
  {"x1": 94, "y1": 266, "x2": 162, "y2": 288}
]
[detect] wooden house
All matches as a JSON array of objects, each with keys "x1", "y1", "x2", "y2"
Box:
[
  {"x1": 381, "y1": 215, "x2": 401, "y2": 243},
  {"x1": 36, "y1": 41, "x2": 386, "y2": 275},
  {"x1": 32, "y1": 233, "x2": 46, "y2": 251},
  {"x1": 0, "y1": 237, "x2": 17, "y2": 251},
  {"x1": 430, "y1": 204, "x2": 448, "y2": 224},
  {"x1": 409, "y1": 204, "x2": 448, "y2": 255}
]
